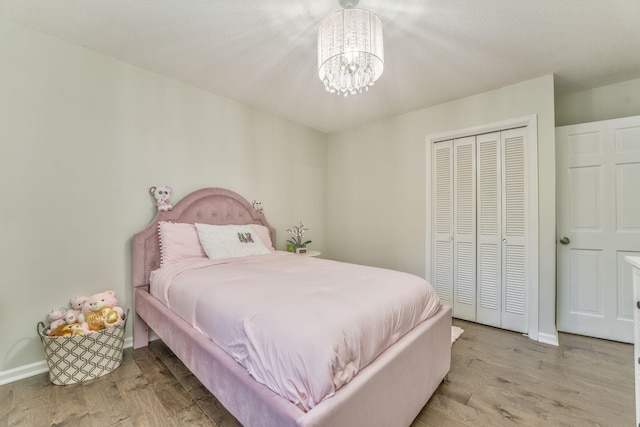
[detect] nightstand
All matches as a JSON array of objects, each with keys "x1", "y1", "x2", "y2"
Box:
[{"x1": 304, "y1": 250, "x2": 321, "y2": 257}]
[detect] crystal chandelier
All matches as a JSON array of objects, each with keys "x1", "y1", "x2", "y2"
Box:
[{"x1": 317, "y1": 0, "x2": 384, "y2": 96}]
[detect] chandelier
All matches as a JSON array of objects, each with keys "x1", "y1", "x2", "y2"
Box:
[{"x1": 317, "y1": 0, "x2": 384, "y2": 96}]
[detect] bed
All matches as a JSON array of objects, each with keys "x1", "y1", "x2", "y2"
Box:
[{"x1": 133, "y1": 187, "x2": 451, "y2": 427}]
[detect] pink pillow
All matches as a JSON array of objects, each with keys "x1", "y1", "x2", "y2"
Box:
[
  {"x1": 158, "y1": 222, "x2": 207, "y2": 266},
  {"x1": 250, "y1": 224, "x2": 275, "y2": 251}
]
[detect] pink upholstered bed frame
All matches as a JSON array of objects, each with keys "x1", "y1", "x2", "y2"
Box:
[{"x1": 133, "y1": 187, "x2": 451, "y2": 427}]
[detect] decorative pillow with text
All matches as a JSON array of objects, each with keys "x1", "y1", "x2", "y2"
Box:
[{"x1": 195, "y1": 223, "x2": 271, "y2": 260}]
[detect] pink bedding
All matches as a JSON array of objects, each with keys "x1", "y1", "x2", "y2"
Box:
[{"x1": 150, "y1": 251, "x2": 441, "y2": 412}]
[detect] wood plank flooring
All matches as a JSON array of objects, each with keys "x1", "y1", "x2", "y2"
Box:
[{"x1": 0, "y1": 320, "x2": 633, "y2": 426}]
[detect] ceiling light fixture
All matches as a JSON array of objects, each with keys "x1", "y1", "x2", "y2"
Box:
[{"x1": 317, "y1": 0, "x2": 384, "y2": 96}]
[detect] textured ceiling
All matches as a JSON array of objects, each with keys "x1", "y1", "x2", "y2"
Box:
[{"x1": 2, "y1": 0, "x2": 640, "y2": 133}]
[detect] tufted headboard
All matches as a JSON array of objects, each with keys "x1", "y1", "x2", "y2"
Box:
[{"x1": 132, "y1": 187, "x2": 276, "y2": 289}]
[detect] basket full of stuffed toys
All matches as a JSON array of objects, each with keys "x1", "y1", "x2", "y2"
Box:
[{"x1": 37, "y1": 290, "x2": 127, "y2": 385}]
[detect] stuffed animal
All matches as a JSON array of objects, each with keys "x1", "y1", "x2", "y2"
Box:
[
  {"x1": 149, "y1": 186, "x2": 173, "y2": 212},
  {"x1": 48, "y1": 323, "x2": 71, "y2": 337},
  {"x1": 82, "y1": 290, "x2": 125, "y2": 331},
  {"x1": 49, "y1": 322, "x2": 90, "y2": 337},
  {"x1": 47, "y1": 307, "x2": 68, "y2": 333},
  {"x1": 251, "y1": 200, "x2": 263, "y2": 214},
  {"x1": 69, "y1": 296, "x2": 87, "y2": 323},
  {"x1": 64, "y1": 310, "x2": 80, "y2": 325}
]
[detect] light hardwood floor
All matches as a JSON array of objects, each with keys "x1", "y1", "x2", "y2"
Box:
[{"x1": 0, "y1": 320, "x2": 634, "y2": 426}]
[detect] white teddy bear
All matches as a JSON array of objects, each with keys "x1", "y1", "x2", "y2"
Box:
[
  {"x1": 150, "y1": 186, "x2": 173, "y2": 212},
  {"x1": 251, "y1": 200, "x2": 263, "y2": 214}
]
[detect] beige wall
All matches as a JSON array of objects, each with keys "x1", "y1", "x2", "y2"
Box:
[
  {"x1": 326, "y1": 75, "x2": 557, "y2": 340},
  {"x1": 0, "y1": 19, "x2": 327, "y2": 373},
  {"x1": 556, "y1": 77, "x2": 640, "y2": 126}
]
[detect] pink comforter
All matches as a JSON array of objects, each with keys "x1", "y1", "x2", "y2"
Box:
[{"x1": 150, "y1": 252, "x2": 441, "y2": 411}]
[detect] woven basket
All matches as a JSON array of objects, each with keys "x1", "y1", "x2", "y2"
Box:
[{"x1": 37, "y1": 310, "x2": 128, "y2": 385}]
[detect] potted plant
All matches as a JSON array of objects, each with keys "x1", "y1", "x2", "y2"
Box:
[{"x1": 286, "y1": 221, "x2": 311, "y2": 253}]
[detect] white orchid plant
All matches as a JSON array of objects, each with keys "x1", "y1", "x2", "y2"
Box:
[{"x1": 286, "y1": 221, "x2": 311, "y2": 248}]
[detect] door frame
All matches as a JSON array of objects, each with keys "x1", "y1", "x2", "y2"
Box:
[{"x1": 425, "y1": 115, "x2": 542, "y2": 342}]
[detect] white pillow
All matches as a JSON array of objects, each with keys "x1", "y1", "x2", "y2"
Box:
[
  {"x1": 249, "y1": 224, "x2": 275, "y2": 251},
  {"x1": 195, "y1": 223, "x2": 271, "y2": 260}
]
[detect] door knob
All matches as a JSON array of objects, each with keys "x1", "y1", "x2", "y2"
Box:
[{"x1": 559, "y1": 237, "x2": 570, "y2": 245}]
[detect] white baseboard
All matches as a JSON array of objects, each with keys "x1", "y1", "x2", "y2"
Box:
[
  {"x1": 538, "y1": 331, "x2": 559, "y2": 346},
  {"x1": 0, "y1": 336, "x2": 134, "y2": 386},
  {"x1": 0, "y1": 360, "x2": 49, "y2": 386}
]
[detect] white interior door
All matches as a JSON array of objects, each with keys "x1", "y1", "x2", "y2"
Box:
[
  {"x1": 453, "y1": 137, "x2": 476, "y2": 321},
  {"x1": 476, "y1": 132, "x2": 502, "y2": 327},
  {"x1": 432, "y1": 140, "x2": 454, "y2": 307},
  {"x1": 557, "y1": 116, "x2": 640, "y2": 343},
  {"x1": 500, "y1": 128, "x2": 528, "y2": 334}
]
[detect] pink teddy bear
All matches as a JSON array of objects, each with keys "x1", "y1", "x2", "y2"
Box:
[
  {"x1": 69, "y1": 295, "x2": 88, "y2": 323},
  {"x1": 47, "y1": 307, "x2": 67, "y2": 332},
  {"x1": 82, "y1": 290, "x2": 125, "y2": 330}
]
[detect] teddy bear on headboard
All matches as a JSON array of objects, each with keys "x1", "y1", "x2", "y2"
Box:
[
  {"x1": 150, "y1": 186, "x2": 173, "y2": 212},
  {"x1": 251, "y1": 200, "x2": 263, "y2": 214}
]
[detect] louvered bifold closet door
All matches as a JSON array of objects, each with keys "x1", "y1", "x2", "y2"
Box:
[
  {"x1": 500, "y1": 127, "x2": 528, "y2": 333},
  {"x1": 476, "y1": 132, "x2": 502, "y2": 327},
  {"x1": 453, "y1": 137, "x2": 476, "y2": 321},
  {"x1": 432, "y1": 140, "x2": 454, "y2": 306}
]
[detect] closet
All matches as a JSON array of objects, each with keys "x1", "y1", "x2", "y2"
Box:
[{"x1": 432, "y1": 127, "x2": 528, "y2": 333}]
